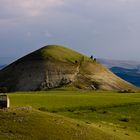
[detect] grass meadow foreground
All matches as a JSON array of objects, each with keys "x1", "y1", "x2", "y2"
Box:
[{"x1": 0, "y1": 90, "x2": 140, "y2": 140}]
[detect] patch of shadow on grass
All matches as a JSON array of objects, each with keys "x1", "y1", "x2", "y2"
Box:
[
  {"x1": 38, "y1": 107, "x2": 48, "y2": 112},
  {"x1": 119, "y1": 117, "x2": 129, "y2": 122}
]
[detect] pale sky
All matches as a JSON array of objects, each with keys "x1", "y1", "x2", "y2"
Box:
[{"x1": 0, "y1": 0, "x2": 140, "y2": 61}]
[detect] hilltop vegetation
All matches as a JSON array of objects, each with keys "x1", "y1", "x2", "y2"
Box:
[{"x1": 39, "y1": 45, "x2": 87, "y2": 62}]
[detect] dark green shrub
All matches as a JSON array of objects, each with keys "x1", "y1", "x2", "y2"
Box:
[
  {"x1": 0, "y1": 87, "x2": 8, "y2": 93},
  {"x1": 90, "y1": 55, "x2": 93, "y2": 59},
  {"x1": 119, "y1": 117, "x2": 129, "y2": 122},
  {"x1": 38, "y1": 107, "x2": 48, "y2": 112},
  {"x1": 118, "y1": 89, "x2": 135, "y2": 93}
]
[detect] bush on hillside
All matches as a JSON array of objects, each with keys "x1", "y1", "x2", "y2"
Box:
[
  {"x1": 75, "y1": 60, "x2": 78, "y2": 64},
  {"x1": 0, "y1": 87, "x2": 8, "y2": 93},
  {"x1": 119, "y1": 117, "x2": 129, "y2": 122},
  {"x1": 91, "y1": 81, "x2": 100, "y2": 89},
  {"x1": 90, "y1": 55, "x2": 93, "y2": 59},
  {"x1": 118, "y1": 89, "x2": 136, "y2": 93}
]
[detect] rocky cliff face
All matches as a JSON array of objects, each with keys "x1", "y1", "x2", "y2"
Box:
[
  {"x1": 0, "y1": 59, "x2": 79, "y2": 91},
  {"x1": 0, "y1": 45, "x2": 136, "y2": 92},
  {"x1": 39, "y1": 61, "x2": 79, "y2": 90}
]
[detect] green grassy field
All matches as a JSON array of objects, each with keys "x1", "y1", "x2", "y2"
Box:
[
  {"x1": 1, "y1": 108, "x2": 116, "y2": 140},
  {"x1": 0, "y1": 90, "x2": 140, "y2": 140}
]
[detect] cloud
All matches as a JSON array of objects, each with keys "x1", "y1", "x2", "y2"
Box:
[
  {"x1": 0, "y1": 0, "x2": 64, "y2": 18},
  {"x1": 27, "y1": 32, "x2": 32, "y2": 37},
  {"x1": 44, "y1": 31, "x2": 52, "y2": 38},
  {"x1": 1, "y1": 0, "x2": 140, "y2": 60}
]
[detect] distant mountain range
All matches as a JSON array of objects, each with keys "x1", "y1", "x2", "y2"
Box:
[
  {"x1": 0, "y1": 57, "x2": 16, "y2": 64},
  {"x1": 98, "y1": 58, "x2": 140, "y2": 69},
  {"x1": 0, "y1": 57, "x2": 17, "y2": 70},
  {"x1": 0, "y1": 65, "x2": 6, "y2": 70},
  {"x1": 110, "y1": 67, "x2": 140, "y2": 87},
  {"x1": 98, "y1": 59, "x2": 140, "y2": 87}
]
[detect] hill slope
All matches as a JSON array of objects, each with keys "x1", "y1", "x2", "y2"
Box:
[
  {"x1": 0, "y1": 108, "x2": 121, "y2": 140},
  {"x1": 0, "y1": 45, "x2": 136, "y2": 91}
]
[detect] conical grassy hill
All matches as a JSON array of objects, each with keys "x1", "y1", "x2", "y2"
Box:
[{"x1": 0, "y1": 45, "x2": 136, "y2": 91}]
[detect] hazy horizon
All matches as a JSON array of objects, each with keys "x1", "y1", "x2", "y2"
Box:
[
  {"x1": 1, "y1": 55, "x2": 140, "y2": 66},
  {"x1": 1, "y1": 0, "x2": 140, "y2": 61}
]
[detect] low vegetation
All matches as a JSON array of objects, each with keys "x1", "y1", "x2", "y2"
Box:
[
  {"x1": 1, "y1": 90, "x2": 138, "y2": 140},
  {"x1": 0, "y1": 107, "x2": 116, "y2": 140},
  {"x1": 118, "y1": 89, "x2": 136, "y2": 93}
]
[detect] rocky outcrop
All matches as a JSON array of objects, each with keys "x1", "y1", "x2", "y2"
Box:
[{"x1": 39, "y1": 62, "x2": 79, "y2": 90}]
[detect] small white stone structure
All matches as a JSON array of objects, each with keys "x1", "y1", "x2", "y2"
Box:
[{"x1": 0, "y1": 95, "x2": 10, "y2": 108}]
